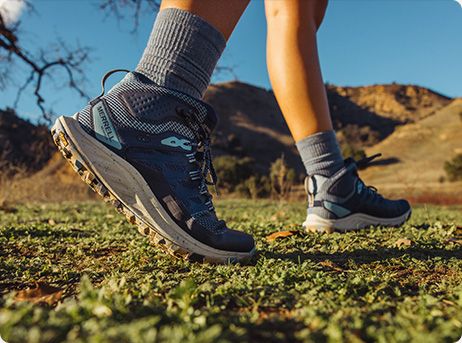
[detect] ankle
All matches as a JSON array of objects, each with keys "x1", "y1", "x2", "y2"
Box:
[
  {"x1": 296, "y1": 130, "x2": 344, "y2": 177},
  {"x1": 136, "y1": 8, "x2": 226, "y2": 99}
]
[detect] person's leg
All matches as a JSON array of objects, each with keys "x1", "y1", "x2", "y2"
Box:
[
  {"x1": 51, "y1": 1, "x2": 255, "y2": 263},
  {"x1": 265, "y1": 0, "x2": 331, "y2": 142},
  {"x1": 160, "y1": 0, "x2": 249, "y2": 40},
  {"x1": 265, "y1": 0, "x2": 411, "y2": 233},
  {"x1": 265, "y1": 0, "x2": 343, "y2": 178}
]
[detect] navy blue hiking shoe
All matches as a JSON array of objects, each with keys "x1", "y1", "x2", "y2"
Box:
[
  {"x1": 303, "y1": 154, "x2": 411, "y2": 233},
  {"x1": 51, "y1": 69, "x2": 255, "y2": 263}
]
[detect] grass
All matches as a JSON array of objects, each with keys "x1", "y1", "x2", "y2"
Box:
[{"x1": 1, "y1": 200, "x2": 462, "y2": 342}]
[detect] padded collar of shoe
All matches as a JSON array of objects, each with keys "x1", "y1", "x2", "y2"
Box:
[{"x1": 132, "y1": 71, "x2": 219, "y2": 133}]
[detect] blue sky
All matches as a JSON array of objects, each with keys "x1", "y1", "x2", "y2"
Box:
[{"x1": 2, "y1": 0, "x2": 462, "y2": 122}]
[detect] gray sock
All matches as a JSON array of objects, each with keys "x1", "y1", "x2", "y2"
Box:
[
  {"x1": 136, "y1": 8, "x2": 226, "y2": 99},
  {"x1": 296, "y1": 130, "x2": 344, "y2": 177}
]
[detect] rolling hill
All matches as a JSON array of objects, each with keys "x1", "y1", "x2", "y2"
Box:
[
  {"x1": 1, "y1": 81, "x2": 459, "y2": 201},
  {"x1": 360, "y1": 98, "x2": 462, "y2": 195},
  {"x1": 203, "y1": 81, "x2": 451, "y2": 174},
  {"x1": 329, "y1": 83, "x2": 451, "y2": 122}
]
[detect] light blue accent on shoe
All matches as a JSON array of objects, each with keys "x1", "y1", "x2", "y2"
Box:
[
  {"x1": 356, "y1": 181, "x2": 365, "y2": 194},
  {"x1": 161, "y1": 136, "x2": 192, "y2": 151},
  {"x1": 323, "y1": 200, "x2": 351, "y2": 218},
  {"x1": 92, "y1": 101, "x2": 122, "y2": 150}
]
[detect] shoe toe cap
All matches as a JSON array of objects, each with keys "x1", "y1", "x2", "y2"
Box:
[
  {"x1": 215, "y1": 228, "x2": 255, "y2": 253},
  {"x1": 397, "y1": 199, "x2": 411, "y2": 215},
  {"x1": 376, "y1": 198, "x2": 411, "y2": 218}
]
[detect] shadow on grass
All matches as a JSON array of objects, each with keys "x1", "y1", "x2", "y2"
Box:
[
  {"x1": 261, "y1": 246, "x2": 462, "y2": 265},
  {"x1": 1, "y1": 226, "x2": 93, "y2": 239},
  {"x1": 259, "y1": 224, "x2": 462, "y2": 264}
]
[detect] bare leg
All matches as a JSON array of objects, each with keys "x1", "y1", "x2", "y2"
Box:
[
  {"x1": 160, "y1": 0, "x2": 250, "y2": 40},
  {"x1": 265, "y1": 0, "x2": 331, "y2": 142},
  {"x1": 264, "y1": 0, "x2": 412, "y2": 232}
]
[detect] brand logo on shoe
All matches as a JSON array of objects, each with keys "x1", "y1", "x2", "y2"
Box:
[
  {"x1": 323, "y1": 200, "x2": 351, "y2": 218},
  {"x1": 161, "y1": 136, "x2": 192, "y2": 151},
  {"x1": 92, "y1": 101, "x2": 122, "y2": 150}
]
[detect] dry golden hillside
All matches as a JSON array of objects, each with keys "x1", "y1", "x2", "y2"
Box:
[
  {"x1": 360, "y1": 98, "x2": 462, "y2": 198},
  {"x1": 330, "y1": 84, "x2": 451, "y2": 122},
  {"x1": 1, "y1": 82, "x2": 458, "y2": 203}
]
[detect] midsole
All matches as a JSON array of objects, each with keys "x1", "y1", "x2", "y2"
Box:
[
  {"x1": 56, "y1": 116, "x2": 252, "y2": 258},
  {"x1": 303, "y1": 210, "x2": 411, "y2": 231}
]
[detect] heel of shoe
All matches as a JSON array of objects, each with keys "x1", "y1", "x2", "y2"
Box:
[
  {"x1": 303, "y1": 214, "x2": 336, "y2": 234},
  {"x1": 303, "y1": 210, "x2": 412, "y2": 234}
]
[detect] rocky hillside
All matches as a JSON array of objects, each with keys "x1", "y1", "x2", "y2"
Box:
[
  {"x1": 203, "y1": 82, "x2": 302, "y2": 174},
  {"x1": 0, "y1": 109, "x2": 55, "y2": 174},
  {"x1": 329, "y1": 84, "x2": 451, "y2": 123},
  {"x1": 204, "y1": 81, "x2": 451, "y2": 174},
  {"x1": 361, "y1": 98, "x2": 462, "y2": 193}
]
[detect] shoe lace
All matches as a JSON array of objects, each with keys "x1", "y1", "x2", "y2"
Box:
[
  {"x1": 177, "y1": 107, "x2": 218, "y2": 212},
  {"x1": 354, "y1": 153, "x2": 382, "y2": 197},
  {"x1": 355, "y1": 153, "x2": 382, "y2": 169}
]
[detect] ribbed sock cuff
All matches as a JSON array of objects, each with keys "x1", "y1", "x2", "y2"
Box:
[
  {"x1": 296, "y1": 130, "x2": 344, "y2": 177},
  {"x1": 136, "y1": 8, "x2": 226, "y2": 99}
]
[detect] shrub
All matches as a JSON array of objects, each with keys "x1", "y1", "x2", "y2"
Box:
[
  {"x1": 444, "y1": 154, "x2": 462, "y2": 182},
  {"x1": 236, "y1": 175, "x2": 271, "y2": 199},
  {"x1": 213, "y1": 155, "x2": 254, "y2": 192},
  {"x1": 269, "y1": 155, "x2": 296, "y2": 199},
  {"x1": 341, "y1": 142, "x2": 366, "y2": 162}
]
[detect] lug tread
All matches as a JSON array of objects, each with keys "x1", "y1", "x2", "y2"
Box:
[{"x1": 51, "y1": 125, "x2": 249, "y2": 264}]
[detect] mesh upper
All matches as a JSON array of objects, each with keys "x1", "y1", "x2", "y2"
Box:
[{"x1": 78, "y1": 72, "x2": 209, "y2": 140}]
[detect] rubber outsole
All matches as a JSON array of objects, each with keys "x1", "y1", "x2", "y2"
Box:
[
  {"x1": 50, "y1": 117, "x2": 255, "y2": 265},
  {"x1": 303, "y1": 209, "x2": 412, "y2": 234}
]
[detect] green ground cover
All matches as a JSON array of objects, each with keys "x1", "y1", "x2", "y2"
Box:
[{"x1": 1, "y1": 200, "x2": 462, "y2": 342}]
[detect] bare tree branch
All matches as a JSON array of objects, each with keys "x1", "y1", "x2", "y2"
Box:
[
  {"x1": 0, "y1": 2, "x2": 90, "y2": 123},
  {"x1": 99, "y1": 0, "x2": 160, "y2": 33},
  {"x1": 1, "y1": 0, "x2": 237, "y2": 124},
  {"x1": 214, "y1": 65, "x2": 238, "y2": 81}
]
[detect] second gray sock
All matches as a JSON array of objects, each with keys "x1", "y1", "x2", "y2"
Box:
[
  {"x1": 296, "y1": 130, "x2": 344, "y2": 177},
  {"x1": 136, "y1": 8, "x2": 226, "y2": 99}
]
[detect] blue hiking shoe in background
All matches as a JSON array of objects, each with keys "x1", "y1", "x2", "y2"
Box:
[
  {"x1": 303, "y1": 154, "x2": 411, "y2": 233},
  {"x1": 51, "y1": 69, "x2": 255, "y2": 264}
]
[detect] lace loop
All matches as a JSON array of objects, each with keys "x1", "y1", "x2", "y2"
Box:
[{"x1": 90, "y1": 69, "x2": 131, "y2": 105}]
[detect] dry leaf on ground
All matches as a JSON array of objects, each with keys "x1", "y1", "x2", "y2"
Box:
[
  {"x1": 266, "y1": 230, "x2": 299, "y2": 242},
  {"x1": 270, "y1": 210, "x2": 287, "y2": 222},
  {"x1": 394, "y1": 238, "x2": 413, "y2": 248},
  {"x1": 14, "y1": 283, "x2": 63, "y2": 305},
  {"x1": 319, "y1": 260, "x2": 344, "y2": 272},
  {"x1": 445, "y1": 238, "x2": 462, "y2": 245},
  {"x1": 442, "y1": 299, "x2": 456, "y2": 306}
]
